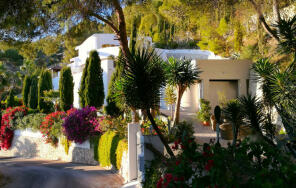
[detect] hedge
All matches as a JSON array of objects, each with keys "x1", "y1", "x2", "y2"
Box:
[
  {"x1": 22, "y1": 75, "x2": 31, "y2": 107},
  {"x1": 98, "y1": 131, "x2": 119, "y2": 167},
  {"x1": 116, "y1": 139, "x2": 128, "y2": 170},
  {"x1": 59, "y1": 67, "x2": 74, "y2": 111}
]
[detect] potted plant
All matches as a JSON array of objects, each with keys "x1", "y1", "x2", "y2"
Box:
[{"x1": 197, "y1": 99, "x2": 211, "y2": 126}]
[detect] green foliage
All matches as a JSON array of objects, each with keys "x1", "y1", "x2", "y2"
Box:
[
  {"x1": 234, "y1": 22, "x2": 244, "y2": 52},
  {"x1": 164, "y1": 85, "x2": 176, "y2": 106},
  {"x1": 142, "y1": 157, "x2": 163, "y2": 188},
  {"x1": 84, "y1": 51, "x2": 104, "y2": 108},
  {"x1": 90, "y1": 135, "x2": 101, "y2": 161},
  {"x1": 115, "y1": 139, "x2": 128, "y2": 170},
  {"x1": 197, "y1": 99, "x2": 211, "y2": 122},
  {"x1": 6, "y1": 89, "x2": 15, "y2": 108},
  {"x1": 171, "y1": 121, "x2": 194, "y2": 140},
  {"x1": 118, "y1": 48, "x2": 165, "y2": 110},
  {"x1": 22, "y1": 75, "x2": 31, "y2": 107},
  {"x1": 59, "y1": 67, "x2": 74, "y2": 111},
  {"x1": 223, "y1": 99, "x2": 244, "y2": 146},
  {"x1": 98, "y1": 131, "x2": 120, "y2": 168},
  {"x1": 15, "y1": 113, "x2": 46, "y2": 131},
  {"x1": 129, "y1": 17, "x2": 138, "y2": 54},
  {"x1": 100, "y1": 116, "x2": 129, "y2": 139},
  {"x1": 79, "y1": 58, "x2": 89, "y2": 107},
  {"x1": 60, "y1": 135, "x2": 71, "y2": 155},
  {"x1": 38, "y1": 69, "x2": 53, "y2": 113},
  {"x1": 28, "y1": 74, "x2": 38, "y2": 109}
]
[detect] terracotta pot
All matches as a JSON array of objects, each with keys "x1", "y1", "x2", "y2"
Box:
[{"x1": 203, "y1": 121, "x2": 210, "y2": 126}]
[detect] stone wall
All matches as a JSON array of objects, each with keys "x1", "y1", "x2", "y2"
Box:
[{"x1": 0, "y1": 129, "x2": 129, "y2": 182}]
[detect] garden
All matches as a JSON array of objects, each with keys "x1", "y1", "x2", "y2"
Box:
[{"x1": 0, "y1": 1, "x2": 296, "y2": 188}]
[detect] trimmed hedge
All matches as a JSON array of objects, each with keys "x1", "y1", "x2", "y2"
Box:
[
  {"x1": 6, "y1": 89, "x2": 15, "y2": 108},
  {"x1": 28, "y1": 75, "x2": 38, "y2": 109},
  {"x1": 79, "y1": 58, "x2": 89, "y2": 107},
  {"x1": 94, "y1": 130, "x2": 127, "y2": 170},
  {"x1": 98, "y1": 131, "x2": 119, "y2": 167},
  {"x1": 38, "y1": 70, "x2": 53, "y2": 113},
  {"x1": 116, "y1": 139, "x2": 128, "y2": 170}
]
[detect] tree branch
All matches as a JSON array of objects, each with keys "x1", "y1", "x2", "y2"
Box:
[
  {"x1": 248, "y1": 0, "x2": 280, "y2": 42},
  {"x1": 90, "y1": 13, "x2": 119, "y2": 35}
]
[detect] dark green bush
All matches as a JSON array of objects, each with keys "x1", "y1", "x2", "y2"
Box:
[
  {"x1": 84, "y1": 51, "x2": 104, "y2": 108},
  {"x1": 38, "y1": 70, "x2": 53, "y2": 113},
  {"x1": 22, "y1": 75, "x2": 31, "y2": 107},
  {"x1": 59, "y1": 67, "x2": 74, "y2": 111},
  {"x1": 79, "y1": 58, "x2": 89, "y2": 107},
  {"x1": 6, "y1": 89, "x2": 15, "y2": 108},
  {"x1": 28, "y1": 75, "x2": 38, "y2": 109}
]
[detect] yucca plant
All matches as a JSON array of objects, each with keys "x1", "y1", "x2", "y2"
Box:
[
  {"x1": 239, "y1": 95, "x2": 276, "y2": 146},
  {"x1": 222, "y1": 99, "x2": 243, "y2": 147},
  {"x1": 116, "y1": 47, "x2": 175, "y2": 158}
]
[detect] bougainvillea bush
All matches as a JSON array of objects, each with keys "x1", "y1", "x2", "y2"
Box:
[
  {"x1": 153, "y1": 132, "x2": 296, "y2": 188},
  {"x1": 62, "y1": 106, "x2": 101, "y2": 144},
  {"x1": 40, "y1": 111, "x2": 66, "y2": 146},
  {"x1": 0, "y1": 106, "x2": 27, "y2": 150}
]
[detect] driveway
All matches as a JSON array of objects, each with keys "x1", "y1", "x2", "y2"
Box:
[{"x1": 0, "y1": 157, "x2": 123, "y2": 188}]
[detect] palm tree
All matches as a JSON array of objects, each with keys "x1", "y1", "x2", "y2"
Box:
[
  {"x1": 165, "y1": 57, "x2": 201, "y2": 124},
  {"x1": 117, "y1": 48, "x2": 175, "y2": 158}
]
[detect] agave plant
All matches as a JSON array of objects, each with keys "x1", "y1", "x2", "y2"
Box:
[{"x1": 115, "y1": 47, "x2": 175, "y2": 158}]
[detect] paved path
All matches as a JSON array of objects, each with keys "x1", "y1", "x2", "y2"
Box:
[{"x1": 0, "y1": 157, "x2": 123, "y2": 188}]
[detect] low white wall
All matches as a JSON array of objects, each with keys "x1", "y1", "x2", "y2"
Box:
[{"x1": 0, "y1": 129, "x2": 129, "y2": 182}]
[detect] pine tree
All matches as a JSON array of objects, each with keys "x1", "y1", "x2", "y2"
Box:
[
  {"x1": 79, "y1": 58, "x2": 89, "y2": 107},
  {"x1": 84, "y1": 51, "x2": 104, "y2": 108},
  {"x1": 28, "y1": 74, "x2": 38, "y2": 109},
  {"x1": 59, "y1": 67, "x2": 74, "y2": 111},
  {"x1": 6, "y1": 89, "x2": 15, "y2": 108},
  {"x1": 38, "y1": 69, "x2": 53, "y2": 113},
  {"x1": 22, "y1": 75, "x2": 31, "y2": 107}
]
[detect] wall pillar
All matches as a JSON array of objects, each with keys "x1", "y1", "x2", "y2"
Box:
[{"x1": 128, "y1": 123, "x2": 140, "y2": 181}]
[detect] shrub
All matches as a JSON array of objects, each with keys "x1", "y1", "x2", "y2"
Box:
[
  {"x1": 0, "y1": 106, "x2": 28, "y2": 150},
  {"x1": 60, "y1": 135, "x2": 71, "y2": 155},
  {"x1": 115, "y1": 139, "x2": 128, "y2": 170},
  {"x1": 84, "y1": 50, "x2": 104, "y2": 108},
  {"x1": 79, "y1": 58, "x2": 89, "y2": 107},
  {"x1": 59, "y1": 67, "x2": 74, "y2": 111},
  {"x1": 28, "y1": 75, "x2": 38, "y2": 109},
  {"x1": 6, "y1": 89, "x2": 15, "y2": 108},
  {"x1": 90, "y1": 135, "x2": 101, "y2": 161},
  {"x1": 98, "y1": 131, "x2": 120, "y2": 167},
  {"x1": 99, "y1": 116, "x2": 128, "y2": 139},
  {"x1": 197, "y1": 98, "x2": 211, "y2": 122},
  {"x1": 15, "y1": 113, "x2": 46, "y2": 131},
  {"x1": 62, "y1": 106, "x2": 100, "y2": 144},
  {"x1": 22, "y1": 75, "x2": 31, "y2": 107},
  {"x1": 40, "y1": 111, "x2": 66, "y2": 146},
  {"x1": 38, "y1": 69, "x2": 53, "y2": 113}
]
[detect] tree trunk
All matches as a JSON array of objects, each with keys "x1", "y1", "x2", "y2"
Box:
[
  {"x1": 146, "y1": 109, "x2": 175, "y2": 159},
  {"x1": 173, "y1": 86, "x2": 185, "y2": 125},
  {"x1": 131, "y1": 107, "x2": 139, "y2": 122},
  {"x1": 112, "y1": 0, "x2": 132, "y2": 60},
  {"x1": 248, "y1": 0, "x2": 280, "y2": 42},
  {"x1": 170, "y1": 104, "x2": 174, "y2": 120}
]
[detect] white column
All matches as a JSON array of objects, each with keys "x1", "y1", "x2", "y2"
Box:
[{"x1": 128, "y1": 123, "x2": 140, "y2": 181}]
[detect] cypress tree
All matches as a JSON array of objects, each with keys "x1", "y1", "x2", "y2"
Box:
[
  {"x1": 28, "y1": 74, "x2": 38, "y2": 109},
  {"x1": 59, "y1": 67, "x2": 74, "y2": 111},
  {"x1": 84, "y1": 50, "x2": 104, "y2": 108},
  {"x1": 104, "y1": 59, "x2": 123, "y2": 117},
  {"x1": 38, "y1": 69, "x2": 53, "y2": 113},
  {"x1": 6, "y1": 89, "x2": 15, "y2": 108},
  {"x1": 79, "y1": 58, "x2": 89, "y2": 107},
  {"x1": 22, "y1": 75, "x2": 31, "y2": 107},
  {"x1": 130, "y1": 17, "x2": 138, "y2": 54}
]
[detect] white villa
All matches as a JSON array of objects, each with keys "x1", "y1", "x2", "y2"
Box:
[{"x1": 67, "y1": 33, "x2": 252, "y2": 114}]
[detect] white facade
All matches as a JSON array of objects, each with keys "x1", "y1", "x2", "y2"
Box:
[{"x1": 68, "y1": 33, "x2": 224, "y2": 109}]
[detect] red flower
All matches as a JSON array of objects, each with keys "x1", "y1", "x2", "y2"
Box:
[
  {"x1": 205, "y1": 159, "x2": 214, "y2": 171},
  {"x1": 157, "y1": 177, "x2": 163, "y2": 188},
  {"x1": 175, "y1": 160, "x2": 181, "y2": 166}
]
